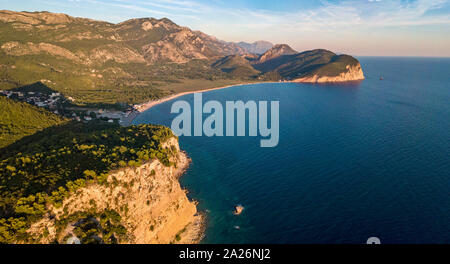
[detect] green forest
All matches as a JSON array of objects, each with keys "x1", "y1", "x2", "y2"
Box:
[
  {"x1": 0, "y1": 121, "x2": 177, "y2": 243},
  {"x1": 0, "y1": 96, "x2": 67, "y2": 148}
]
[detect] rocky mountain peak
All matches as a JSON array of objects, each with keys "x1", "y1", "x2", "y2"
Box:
[{"x1": 258, "y1": 44, "x2": 298, "y2": 63}]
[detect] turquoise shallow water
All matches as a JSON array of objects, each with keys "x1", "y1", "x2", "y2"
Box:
[{"x1": 133, "y1": 57, "x2": 450, "y2": 244}]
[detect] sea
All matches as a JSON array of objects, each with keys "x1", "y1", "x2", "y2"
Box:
[{"x1": 133, "y1": 57, "x2": 450, "y2": 244}]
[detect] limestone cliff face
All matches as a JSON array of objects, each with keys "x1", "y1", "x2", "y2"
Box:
[
  {"x1": 293, "y1": 63, "x2": 365, "y2": 83},
  {"x1": 27, "y1": 137, "x2": 203, "y2": 244}
]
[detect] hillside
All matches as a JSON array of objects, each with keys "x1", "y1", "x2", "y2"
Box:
[
  {"x1": 0, "y1": 96, "x2": 67, "y2": 148},
  {"x1": 212, "y1": 55, "x2": 260, "y2": 78},
  {"x1": 0, "y1": 10, "x2": 245, "y2": 63},
  {"x1": 0, "y1": 10, "x2": 251, "y2": 106},
  {"x1": 0, "y1": 122, "x2": 202, "y2": 244},
  {"x1": 252, "y1": 47, "x2": 365, "y2": 82}
]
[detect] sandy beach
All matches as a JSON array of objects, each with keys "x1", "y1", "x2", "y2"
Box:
[{"x1": 133, "y1": 81, "x2": 283, "y2": 113}]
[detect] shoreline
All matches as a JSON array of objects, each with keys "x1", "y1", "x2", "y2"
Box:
[
  {"x1": 133, "y1": 80, "x2": 282, "y2": 112},
  {"x1": 175, "y1": 150, "x2": 206, "y2": 244},
  {"x1": 128, "y1": 77, "x2": 364, "y2": 124},
  {"x1": 122, "y1": 81, "x2": 282, "y2": 126}
]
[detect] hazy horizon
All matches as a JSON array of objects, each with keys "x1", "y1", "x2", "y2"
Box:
[{"x1": 1, "y1": 0, "x2": 449, "y2": 57}]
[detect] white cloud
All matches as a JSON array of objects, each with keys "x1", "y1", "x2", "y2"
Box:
[
  {"x1": 229, "y1": 0, "x2": 450, "y2": 32},
  {"x1": 70, "y1": 0, "x2": 450, "y2": 30}
]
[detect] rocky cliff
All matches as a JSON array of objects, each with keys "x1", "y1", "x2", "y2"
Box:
[
  {"x1": 293, "y1": 63, "x2": 365, "y2": 83},
  {"x1": 25, "y1": 137, "x2": 203, "y2": 244},
  {"x1": 252, "y1": 48, "x2": 365, "y2": 83}
]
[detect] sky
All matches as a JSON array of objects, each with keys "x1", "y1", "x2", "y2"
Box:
[{"x1": 1, "y1": 0, "x2": 450, "y2": 57}]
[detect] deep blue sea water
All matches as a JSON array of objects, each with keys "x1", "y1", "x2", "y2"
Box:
[{"x1": 133, "y1": 57, "x2": 450, "y2": 244}]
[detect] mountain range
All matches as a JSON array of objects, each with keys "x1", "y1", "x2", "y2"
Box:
[
  {"x1": 0, "y1": 10, "x2": 364, "y2": 106},
  {"x1": 237, "y1": 41, "x2": 274, "y2": 54}
]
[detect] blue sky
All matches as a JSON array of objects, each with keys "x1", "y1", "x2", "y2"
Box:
[{"x1": 1, "y1": 0, "x2": 450, "y2": 56}]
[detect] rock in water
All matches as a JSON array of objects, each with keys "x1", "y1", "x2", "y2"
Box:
[{"x1": 234, "y1": 205, "x2": 244, "y2": 215}]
